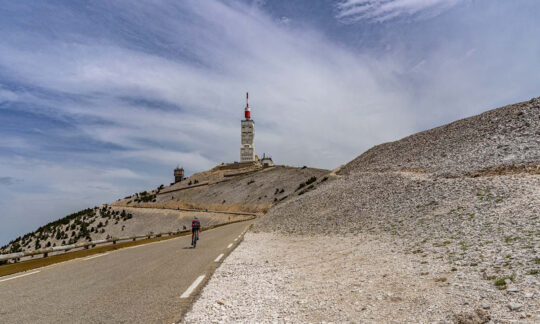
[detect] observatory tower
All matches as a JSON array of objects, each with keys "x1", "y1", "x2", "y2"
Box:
[{"x1": 240, "y1": 92, "x2": 255, "y2": 162}]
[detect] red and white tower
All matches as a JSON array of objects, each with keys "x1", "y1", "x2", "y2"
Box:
[
  {"x1": 244, "y1": 92, "x2": 251, "y2": 119},
  {"x1": 240, "y1": 92, "x2": 255, "y2": 162}
]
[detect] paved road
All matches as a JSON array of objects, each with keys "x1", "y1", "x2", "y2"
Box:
[{"x1": 0, "y1": 220, "x2": 252, "y2": 323}]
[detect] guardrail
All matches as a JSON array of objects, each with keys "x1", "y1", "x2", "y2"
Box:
[
  {"x1": 0, "y1": 231, "x2": 183, "y2": 262},
  {"x1": 0, "y1": 215, "x2": 256, "y2": 263}
]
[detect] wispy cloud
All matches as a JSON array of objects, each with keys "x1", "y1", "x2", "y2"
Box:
[
  {"x1": 335, "y1": 0, "x2": 465, "y2": 22},
  {"x1": 0, "y1": 177, "x2": 16, "y2": 185},
  {"x1": 0, "y1": 0, "x2": 539, "y2": 245}
]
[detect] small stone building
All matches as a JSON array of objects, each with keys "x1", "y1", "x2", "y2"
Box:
[
  {"x1": 174, "y1": 167, "x2": 184, "y2": 183},
  {"x1": 261, "y1": 154, "x2": 274, "y2": 167}
]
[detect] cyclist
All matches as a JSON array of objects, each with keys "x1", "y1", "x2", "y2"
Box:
[{"x1": 191, "y1": 216, "x2": 201, "y2": 247}]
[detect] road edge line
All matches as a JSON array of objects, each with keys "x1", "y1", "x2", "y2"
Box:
[{"x1": 180, "y1": 275, "x2": 206, "y2": 298}]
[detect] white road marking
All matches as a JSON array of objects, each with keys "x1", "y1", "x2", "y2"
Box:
[
  {"x1": 227, "y1": 243, "x2": 233, "y2": 248},
  {"x1": 83, "y1": 252, "x2": 110, "y2": 260},
  {"x1": 180, "y1": 275, "x2": 205, "y2": 298},
  {"x1": 0, "y1": 270, "x2": 40, "y2": 283},
  {"x1": 214, "y1": 253, "x2": 224, "y2": 262}
]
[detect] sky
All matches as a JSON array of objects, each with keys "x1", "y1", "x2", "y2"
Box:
[{"x1": 1, "y1": 0, "x2": 539, "y2": 246}]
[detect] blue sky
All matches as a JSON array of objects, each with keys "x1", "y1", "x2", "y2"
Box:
[{"x1": 1, "y1": 0, "x2": 539, "y2": 245}]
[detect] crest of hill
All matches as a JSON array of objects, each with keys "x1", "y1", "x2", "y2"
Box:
[{"x1": 340, "y1": 97, "x2": 540, "y2": 177}]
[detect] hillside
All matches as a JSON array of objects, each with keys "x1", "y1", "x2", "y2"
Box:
[
  {"x1": 187, "y1": 97, "x2": 540, "y2": 323},
  {"x1": 1, "y1": 164, "x2": 328, "y2": 256},
  {"x1": 341, "y1": 97, "x2": 540, "y2": 177},
  {"x1": 112, "y1": 165, "x2": 329, "y2": 214}
]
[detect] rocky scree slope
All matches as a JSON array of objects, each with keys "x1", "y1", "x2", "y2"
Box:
[
  {"x1": 114, "y1": 165, "x2": 329, "y2": 214},
  {"x1": 254, "y1": 97, "x2": 540, "y2": 321},
  {"x1": 340, "y1": 97, "x2": 540, "y2": 177}
]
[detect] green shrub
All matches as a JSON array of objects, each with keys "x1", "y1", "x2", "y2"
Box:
[
  {"x1": 305, "y1": 176, "x2": 317, "y2": 185},
  {"x1": 9, "y1": 242, "x2": 22, "y2": 253},
  {"x1": 494, "y1": 278, "x2": 506, "y2": 287}
]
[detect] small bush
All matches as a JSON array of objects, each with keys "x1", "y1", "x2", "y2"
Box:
[
  {"x1": 494, "y1": 275, "x2": 514, "y2": 289},
  {"x1": 494, "y1": 278, "x2": 506, "y2": 287},
  {"x1": 296, "y1": 177, "x2": 317, "y2": 191},
  {"x1": 9, "y1": 242, "x2": 22, "y2": 253},
  {"x1": 298, "y1": 184, "x2": 314, "y2": 196}
]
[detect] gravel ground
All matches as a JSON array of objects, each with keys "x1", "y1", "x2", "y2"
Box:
[{"x1": 184, "y1": 232, "x2": 539, "y2": 323}]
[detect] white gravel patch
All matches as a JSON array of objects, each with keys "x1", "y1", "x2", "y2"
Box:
[{"x1": 184, "y1": 232, "x2": 539, "y2": 323}]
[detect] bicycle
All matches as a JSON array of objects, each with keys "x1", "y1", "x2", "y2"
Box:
[{"x1": 191, "y1": 231, "x2": 199, "y2": 248}]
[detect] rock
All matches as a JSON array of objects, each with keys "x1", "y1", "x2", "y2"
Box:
[
  {"x1": 453, "y1": 308, "x2": 490, "y2": 324},
  {"x1": 507, "y1": 303, "x2": 522, "y2": 311},
  {"x1": 506, "y1": 286, "x2": 519, "y2": 293}
]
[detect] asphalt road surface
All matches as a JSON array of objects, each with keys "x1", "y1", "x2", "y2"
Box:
[{"x1": 0, "y1": 220, "x2": 253, "y2": 323}]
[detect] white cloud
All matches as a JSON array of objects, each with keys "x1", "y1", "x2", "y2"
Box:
[
  {"x1": 119, "y1": 149, "x2": 216, "y2": 171},
  {"x1": 0, "y1": 87, "x2": 18, "y2": 102},
  {"x1": 0, "y1": 1, "x2": 417, "y2": 170},
  {"x1": 336, "y1": 0, "x2": 465, "y2": 22},
  {"x1": 1, "y1": 0, "x2": 540, "y2": 245}
]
